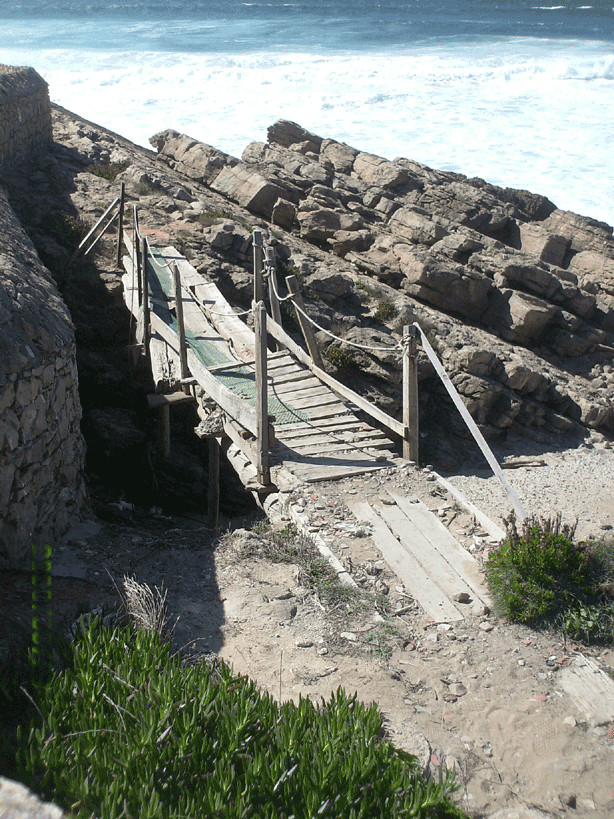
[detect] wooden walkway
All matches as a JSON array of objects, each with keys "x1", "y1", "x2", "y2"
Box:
[
  {"x1": 118, "y1": 239, "x2": 500, "y2": 622},
  {"x1": 121, "y1": 242, "x2": 400, "y2": 489}
]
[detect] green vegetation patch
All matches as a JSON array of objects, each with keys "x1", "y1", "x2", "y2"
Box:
[
  {"x1": 485, "y1": 514, "x2": 614, "y2": 644},
  {"x1": 86, "y1": 160, "x2": 130, "y2": 182},
  {"x1": 373, "y1": 300, "x2": 398, "y2": 323},
  {"x1": 325, "y1": 343, "x2": 357, "y2": 372},
  {"x1": 18, "y1": 624, "x2": 464, "y2": 818}
]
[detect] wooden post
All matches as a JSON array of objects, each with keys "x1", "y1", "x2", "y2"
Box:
[
  {"x1": 253, "y1": 229, "x2": 265, "y2": 305},
  {"x1": 264, "y1": 246, "x2": 282, "y2": 323},
  {"x1": 253, "y1": 300, "x2": 270, "y2": 485},
  {"x1": 159, "y1": 405, "x2": 171, "y2": 458},
  {"x1": 208, "y1": 438, "x2": 220, "y2": 529},
  {"x1": 402, "y1": 325, "x2": 419, "y2": 463},
  {"x1": 141, "y1": 237, "x2": 150, "y2": 357},
  {"x1": 285, "y1": 274, "x2": 324, "y2": 369},
  {"x1": 116, "y1": 182, "x2": 125, "y2": 268},
  {"x1": 134, "y1": 206, "x2": 142, "y2": 305},
  {"x1": 172, "y1": 261, "x2": 190, "y2": 391}
]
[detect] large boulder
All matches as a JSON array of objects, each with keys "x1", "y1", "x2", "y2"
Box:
[{"x1": 210, "y1": 165, "x2": 288, "y2": 219}]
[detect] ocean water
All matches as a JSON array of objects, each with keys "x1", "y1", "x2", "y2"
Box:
[{"x1": 1, "y1": 1, "x2": 613, "y2": 225}]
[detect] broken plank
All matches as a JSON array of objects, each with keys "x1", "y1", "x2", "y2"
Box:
[
  {"x1": 376, "y1": 502, "x2": 486, "y2": 616},
  {"x1": 559, "y1": 655, "x2": 614, "y2": 724},
  {"x1": 389, "y1": 492, "x2": 491, "y2": 605},
  {"x1": 350, "y1": 502, "x2": 463, "y2": 622}
]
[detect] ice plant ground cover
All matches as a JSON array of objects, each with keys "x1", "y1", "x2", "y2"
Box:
[{"x1": 17, "y1": 622, "x2": 466, "y2": 818}]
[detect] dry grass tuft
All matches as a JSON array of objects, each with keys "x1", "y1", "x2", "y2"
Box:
[{"x1": 122, "y1": 576, "x2": 175, "y2": 640}]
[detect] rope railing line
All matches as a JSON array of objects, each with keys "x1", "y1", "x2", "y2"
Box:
[{"x1": 263, "y1": 248, "x2": 403, "y2": 355}]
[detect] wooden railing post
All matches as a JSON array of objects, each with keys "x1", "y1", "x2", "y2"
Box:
[
  {"x1": 253, "y1": 229, "x2": 265, "y2": 305},
  {"x1": 172, "y1": 261, "x2": 190, "y2": 391},
  {"x1": 116, "y1": 182, "x2": 125, "y2": 268},
  {"x1": 208, "y1": 438, "x2": 220, "y2": 529},
  {"x1": 285, "y1": 274, "x2": 324, "y2": 369},
  {"x1": 133, "y1": 206, "x2": 142, "y2": 305},
  {"x1": 403, "y1": 325, "x2": 419, "y2": 463},
  {"x1": 253, "y1": 300, "x2": 270, "y2": 485},
  {"x1": 264, "y1": 245, "x2": 282, "y2": 322},
  {"x1": 141, "y1": 237, "x2": 150, "y2": 357}
]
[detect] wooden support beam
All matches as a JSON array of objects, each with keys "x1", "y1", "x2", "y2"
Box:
[
  {"x1": 141, "y1": 237, "x2": 150, "y2": 356},
  {"x1": 172, "y1": 261, "x2": 190, "y2": 390},
  {"x1": 133, "y1": 206, "x2": 142, "y2": 305},
  {"x1": 252, "y1": 229, "x2": 265, "y2": 305},
  {"x1": 264, "y1": 245, "x2": 283, "y2": 351},
  {"x1": 254, "y1": 300, "x2": 270, "y2": 486},
  {"x1": 285, "y1": 274, "x2": 324, "y2": 369},
  {"x1": 402, "y1": 325, "x2": 419, "y2": 464},
  {"x1": 69, "y1": 195, "x2": 119, "y2": 264},
  {"x1": 147, "y1": 392, "x2": 195, "y2": 409},
  {"x1": 208, "y1": 438, "x2": 220, "y2": 529},
  {"x1": 116, "y1": 182, "x2": 125, "y2": 268}
]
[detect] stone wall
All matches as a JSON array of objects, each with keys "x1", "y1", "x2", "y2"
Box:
[
  {"x1": 0, "y1": 65, "x2": 52, "y2": 176},
  {"x1": 0, "y1": 186, "x2": 86, "y2": 564}
]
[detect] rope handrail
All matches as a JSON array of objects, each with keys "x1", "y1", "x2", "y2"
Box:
[{"x1": 264, "y1": 256, "x2": 403, "y2": 355}]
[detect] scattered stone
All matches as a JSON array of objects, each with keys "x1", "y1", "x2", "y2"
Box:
[
  {"x1": 479, "y1": 622, "x2": 494, "y2": 632},
  {"x1": 295, "y1": 639, "x2": 314, "y2": 648},
  {"x1": 453, "y1": 592, "x2": 471, "y2": 604},
  {"x1": 448, "y1": 682, "x2": 467, "y2": 697},
  {"x1": 340, "y1": 631, "x2": 358, "y2": 642}
]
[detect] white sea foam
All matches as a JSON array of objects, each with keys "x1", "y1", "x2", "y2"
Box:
[{"x1": 2, "y1": 36, "x2": 613, "y2": 225}]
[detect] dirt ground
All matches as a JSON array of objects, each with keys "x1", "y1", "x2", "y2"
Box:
[{"x1": 10, "y1": 439, "x2": 608, "y2": 819}]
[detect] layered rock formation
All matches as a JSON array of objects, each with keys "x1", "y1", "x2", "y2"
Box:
[{"x1": 150, "y1": 120, "x2": 613, "y2": 442}]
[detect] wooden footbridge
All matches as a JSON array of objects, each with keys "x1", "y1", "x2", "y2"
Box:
[
  {"x1": 73, "y1": 189, "x2": 534, "y2": 621},
  {"x1": 120, "y1": 228, "x2": 413, "y2": 499}
]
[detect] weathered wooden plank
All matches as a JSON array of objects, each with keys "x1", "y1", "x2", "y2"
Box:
[
  {"x1": 266, "y1": 316, "x2": 404, "y2": 438},
  {"x1": 279, "y1": 429, "x2": 388, "y2": 448},
  {"x1": 431, "y1": 472, "x2": 506, "y2": 542},
  {"x1": 290, "y1": 439, "x2": 392, "y2": 457},
  {"x1": 376, "y1": 502, "x2": 485, "y2": 616},
  {"x1": 389, "y1": 492, "x2": 491, "y2": 606},
  {"x1": 270, "y1": 384, "x2": 332, "y2": 402},
  {"x1": 275, "y1": 404, "x2": 353, "y2": 424},
  {"x1": 276, "y1": 417, "x2": 372, "y2": 434},
  {"x1": 350, "y1": 502, "x2": 463, "y2": 622},
  {"x1": 275, "y1": 393, "x2": 344, "y2": 412},
  {"x1": 287, "y1": 462, "x2": 390, "y2": 482},
  {"x1": 147, "y1": 391, "x2": 195, "y2": 409},
  {"x1": 559, "y1": 655, "x2": 614, "y2": 724}
]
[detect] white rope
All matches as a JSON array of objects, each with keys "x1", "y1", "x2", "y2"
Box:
[
  {"x1": 201, "y1": 303, "x2": 254, "y2": 318},
  {"x1": 262, "y1": 243, "x2": 402, "y2": 354},
  {"x1": 263, "y1": 266, "x2": 295, "y2": 303},
  {"x1": 291, "y1": 297, "x2": 402, "y2": 354}
]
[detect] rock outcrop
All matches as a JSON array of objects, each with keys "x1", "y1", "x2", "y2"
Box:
[{"x1": 147, "y1": 119, "x2": 613, "y2": 442}]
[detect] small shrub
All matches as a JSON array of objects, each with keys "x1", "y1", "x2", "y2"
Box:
[
  {"x1": 45, "y1": 213, "x2": 88, "y2": 252},
  {"x1": 18, "y1": 624, "x2": 465, "y2": 818},
  {"x1": 355, "y1": 281, "x2": 377, "y2": 301},
  {"x1": 325, "y1": 343, "x2": 357, "y2": 371},
  {"x1": 485, "y1": 514, "x2": 614, "y2": 644},
  {"x1": 86, "y1": 160, "x2": 130, "y2": 182},
  {"x1": 373, "y1": 300, "x2": 398, "y2": 323}
]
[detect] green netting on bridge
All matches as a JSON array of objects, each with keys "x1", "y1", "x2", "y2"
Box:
[{"x1": 147, "y1": 250, "x2": 309, "y2": 426}]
